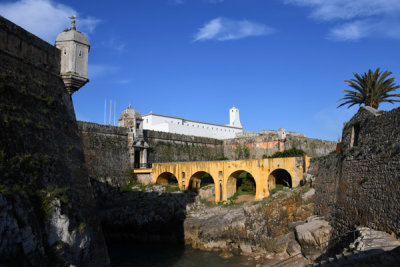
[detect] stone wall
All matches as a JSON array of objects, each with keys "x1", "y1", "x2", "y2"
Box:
[
  {"x1": 144, "y1": 130, "x2": 224, "y2": 163},
  {"x1": 78, "y1": 121, "x2": 131, "y2": 187},
  {"x1": 307, "y1": 154, "x2": 338, "y2": 217},
  {"x1": 224, "y1": 134, "x2": 336, "y2": 159},
  {"x1": 311, "y1": 106, "x2": 400, "y2": 238},
  {"x1": 0, "y1": 16, "x2": 109, "y2": 266}
]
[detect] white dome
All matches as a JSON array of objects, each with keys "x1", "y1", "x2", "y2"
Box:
[
  {"x1": 55, "y1": 29, "x2": 90, "y2": 47},
  {"x1": 119, "y1": 104, "x2": 141, "y2": 120}
]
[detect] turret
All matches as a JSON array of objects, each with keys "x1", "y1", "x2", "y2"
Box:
[
  {"x1": 55, "y1": 16, "x2": 90, "y2": 95},
  {"x1": 229, "y1": 106, "x2": 242, "y2": 128},
  {"x1": 278, "y1": 127, "x2": 286, "y2": 140}
]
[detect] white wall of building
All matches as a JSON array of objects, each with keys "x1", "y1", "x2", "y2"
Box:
[{"x1": 142, "y1": 113, "x2": 242, "y2": 140}]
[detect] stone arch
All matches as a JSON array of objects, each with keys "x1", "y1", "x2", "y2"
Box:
[
  {"x1": 156, "y1": 172, "x2": 178, "y2": 185},
  {"x1": 268, "y1": 169, "x2": 292, "y2": 192},
  {"x1": 226, "y1": 170, "x2": 256, "y2": 200},
  {"x1": 188, "y1": 171, "x2": 215, "y2": 190}
]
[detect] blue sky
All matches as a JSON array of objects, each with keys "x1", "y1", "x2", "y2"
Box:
[{"x1": 1, "y1": 0, "x2": 400, "y2": 141}]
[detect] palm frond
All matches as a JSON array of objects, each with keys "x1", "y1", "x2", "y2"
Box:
[{"x1": 338, "y1": 68, "x2": 400, "y2": 109}]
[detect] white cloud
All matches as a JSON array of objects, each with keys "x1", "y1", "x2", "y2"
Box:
[
  {"x1": 283, "y1": 0, "x2": 400, "y2": 40},
  {"x1": 0, "y1": 0, "x2": 100, "y2": 43},
  {"x1": 328, "y1": 20, "x2": 372, "y2": 41},
  {"x1": 194, "y1": 17, "x2": 274, "y2": 41}
]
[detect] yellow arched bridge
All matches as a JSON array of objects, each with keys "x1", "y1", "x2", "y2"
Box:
[{"x1": 134, "y1": 156, "x2": 311, "y2": 202}]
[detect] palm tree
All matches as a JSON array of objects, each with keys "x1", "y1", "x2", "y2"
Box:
[{"x1": 337, "y1": 68, "x2": 400, "y2": 109}]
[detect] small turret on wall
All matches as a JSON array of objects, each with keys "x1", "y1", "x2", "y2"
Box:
[{"x1": 55, "y1": 16, "x2": 90, "y2": 95}]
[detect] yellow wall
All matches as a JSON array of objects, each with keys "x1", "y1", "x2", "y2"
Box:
[{"x1": 149, "y1": 156, "x2": 310, "y2": 202}]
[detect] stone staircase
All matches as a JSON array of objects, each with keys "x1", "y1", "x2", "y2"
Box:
[{"x1": 307, "y1": 227, "x2": 400, "y2": 267}]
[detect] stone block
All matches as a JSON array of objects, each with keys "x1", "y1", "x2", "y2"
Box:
[
  {"x1": 0, "y1": 28, "x2": 7, "y2": 50},
  {"x1": 7, "y1": 33, "x2": 20, "y2": 55}
]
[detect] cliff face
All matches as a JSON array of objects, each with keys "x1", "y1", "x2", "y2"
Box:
[
  {"x1": 224, "y1": 135, "x2": 337, "y2": 159},
  {"x1": 0, "y1": 17, "x2": 109, "y2": 266}
]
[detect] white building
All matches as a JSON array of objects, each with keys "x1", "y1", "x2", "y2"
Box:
[{"x1": 142, "y1": 106, "x2": 243, "y2": 140}]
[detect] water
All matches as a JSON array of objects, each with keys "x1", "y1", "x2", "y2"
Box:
[{"x1": 107, "y1": 241, "x2": 259, "y2": 267}]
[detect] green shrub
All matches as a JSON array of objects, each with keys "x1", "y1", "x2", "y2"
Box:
[
  {"x1": 165, "y1": 185, "x2": 180, "y2": 193},
  {"x1": 267, "y1": 148, "x2": 306, "y2": 158},
  {"x1": 270, "y1": 184, "x2": 284, "y2": 195},
  {"x1": 120, "y1": 171, "x2": 137, "y2": 192}
]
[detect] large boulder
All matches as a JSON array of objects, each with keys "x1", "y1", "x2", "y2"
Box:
[{"x1": 295, "y1": 216, "x2": 332, "y2": 260}]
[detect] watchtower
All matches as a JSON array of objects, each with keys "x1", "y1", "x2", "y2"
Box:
[
  {"x1": 55, "y1": 16, "x2": 90, "y2": 95},
  {"x1": 229, "y1": 106, "x2": 242, "y2": 128}
]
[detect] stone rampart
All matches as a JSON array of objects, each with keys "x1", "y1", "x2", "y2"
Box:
[
  {"x1": 311, "y1": 106, "x2": 400, "y2": 238},
  {"x1": 224, "y1": 135, "x2": 336, "y2": 159},
  {"x1": 78, "y1": 121, "x2": 131, "y2": 187},
  {"x1": 0, "y1": 16, "x2": 60, "y2": 75},
  {"x1": 144, "y1": 130, "x2": 224, "y2": 163},
  {"x1": 0, "y1": 16, "x2": 108, "y2": 266}
]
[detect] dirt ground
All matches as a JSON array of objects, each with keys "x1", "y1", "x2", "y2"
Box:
[{"x1": 234, "y1": 194, "x2": 255, "y2": 203}]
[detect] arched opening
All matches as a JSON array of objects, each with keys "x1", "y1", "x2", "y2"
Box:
[
  {"x1": 188, "y1": 171, "x2": 215, "y2": 190},
  {"x1": 156, "y1": 172, "x2": 180, "y2": 192},
  {"x1": 268, "y1": 169, "x2": 292, "y2": 194},
  {"x1": 156, "y1": 172, "x2": 178, "y2": 185},
  {"x1": 189, "y1": 171, "x2": 215, "y2": 201},
  {"x1": 226, "y1": 170, "x2": 256, "y2": 202}
]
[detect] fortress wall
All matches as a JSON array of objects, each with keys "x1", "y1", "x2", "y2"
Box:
[
  {"x1": 223, "y1": 135, "x2": 337, "y2": 159},
  {"x1": 0, "y1": 16, "x2": 60, "y2": 75},
  {"x1": 311, "y1": 107, "x2": 400, "y2": 237},
  {"x1": 0, "y1": 17, "x2": 108, "y2": 266},
  {"x1": 307, "y1": 154, "x2": 339, "y2": 217},
  {"x1": 144, "y1": 130, "x2": 224, "y2": 163},
  {"x1": 78, "y1": 121, "x2": 131, "y2": 187}
]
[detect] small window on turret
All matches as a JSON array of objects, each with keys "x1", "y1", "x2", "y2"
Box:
[
  {"x1": 79, "y1": 50, "x2": 82, "y2": 57},
  {"x1": 63, "y1": 48, "x2": 67, "y2": 55}
]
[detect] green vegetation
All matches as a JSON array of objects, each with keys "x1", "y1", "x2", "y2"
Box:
[
  {"x1": 120, "y1": 171, "x2": 138, "y2": 192},
  {"x1": 165, "y1": 184, "x2": 180, "y2": 193},
  {"x1": 78, "y1": 222, "x2": 87, "y2": 234},
  {"x1": 38, "y1": 187, "x2": 71, "y2": 216},
  {"x1": 234, "y1": 144, "x2": 250, "y2": 160},
  {"x1": 338, "y1": 68, "x2": 400, "y2": 109},
  {"x1": 216, "y1": 156, "x2": 229, "y2": 160},
  {"x1": 200, "y1": 173, "x2": 214, "y2": 187},
  {"x1": 270, "y1": 184, "x2": 284, "y2": 195},
  {"x1": 264, "y1": 147, "x2": 306, "y2": 158},
  {"x1": 228, "y1": 172, "x2": 256, "y2": 201}
]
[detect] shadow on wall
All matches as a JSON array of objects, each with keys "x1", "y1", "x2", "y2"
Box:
[{"x1": 90, "y1": 179, "x2": 198, "y2": 265}]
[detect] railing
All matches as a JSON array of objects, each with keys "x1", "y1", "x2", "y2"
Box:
[{"x1": 133, "y1": 163, "x2": 152, "y2": 169}]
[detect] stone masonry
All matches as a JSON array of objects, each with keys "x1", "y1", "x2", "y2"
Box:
[
  {"x1": 311, "y1": 106, "x2": 400, "y2": 238},
  {"x1": 0, "y1": 16, "x2": 109, "y2": 266}
]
